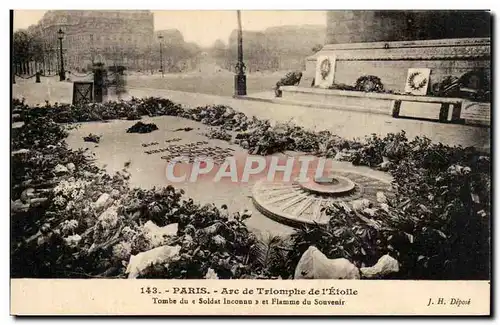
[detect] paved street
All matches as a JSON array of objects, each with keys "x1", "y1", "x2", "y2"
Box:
[
  {"x1": 13, "y1": 66, "x2": 282, "y2": 101},
  {"x1": 125, "y1": 70, "x2": 282, "y2": 97}
]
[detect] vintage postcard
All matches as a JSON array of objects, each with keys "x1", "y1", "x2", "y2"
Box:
[{"x1": 10, "y1": 9, "x2": 491, "y2": 316}]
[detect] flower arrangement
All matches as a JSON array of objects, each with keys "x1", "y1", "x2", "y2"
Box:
[{"x1": 274, "y1": 71, "x2": 303, "y2": 97}]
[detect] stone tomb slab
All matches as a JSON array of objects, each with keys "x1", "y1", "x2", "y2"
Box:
[
  {"x1": 398, "y1": 101, "x2": 442, "y2": 120},
  {"x1": 66, "y1": 115, "x2": 394, "y2": 236},
  {"x1": 66, "y1": 115, "x2": 295, "y2": 236}
]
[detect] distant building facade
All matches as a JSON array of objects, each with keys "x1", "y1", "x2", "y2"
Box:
[
  {"x1": 30, "y1": 10, "x2": 154, "y2": 72},
  {"x1": 153, "y1": 29, "x2": 201, "y2": 73},
  {"x1": 226, "y1": 25, "x2": 325, "y2": 72}
]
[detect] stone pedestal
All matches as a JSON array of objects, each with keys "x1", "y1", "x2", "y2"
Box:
[
  {"x1": 304, "y1": 38, "x2": 490, "y2": 94},
  {"x1": 280, "y1": 86, "x2": 465, "y2": 123},
  {"x1": 93, "y1": 67, "x2": 106, "y2": 103},
  {"x1": 234, "y1": 74, "x2": 247, "y2": 96}
]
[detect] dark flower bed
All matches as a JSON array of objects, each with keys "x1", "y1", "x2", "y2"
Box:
[
  {"x1": 281, "y1": 136, "x2": 490, "y2": 280},
  {"x1": 127, "y1": 122, "x2": 159, "y2": 134},
  {"x1": 11, "y1": 97, "x2": 491, "y2": 280},
  {"x1": 205, "y1": 128, "x2": 232, "y2": 142},
  {"x1": 274, "y1": 71, "x2": 303, "y2": 97},
  {"x1": 11, "y1": 114, "x2": 267, "y2": 279},
  {"x1": 83, "y1": 133, "x2": 100, "y2": 143}
]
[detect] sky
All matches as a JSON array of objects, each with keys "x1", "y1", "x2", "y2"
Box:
[{"x1": 13, "y1": 10, "x2": 326, "y2": 47}]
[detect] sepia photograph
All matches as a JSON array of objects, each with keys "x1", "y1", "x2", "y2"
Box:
[{"x1": 9, "y1": 8, "x2": 492, "y2": 315}]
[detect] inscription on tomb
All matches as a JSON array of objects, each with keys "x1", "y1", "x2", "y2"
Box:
[{"x1": 142, "y1": 140, "x2": 235, "y2": 164}]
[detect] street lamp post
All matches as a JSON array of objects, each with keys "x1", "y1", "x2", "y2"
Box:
[
  {"x1": 58, "y1": 28, "x2": 65, "y2": 81},
  {"x1": 158, "y1": 35, "x2": 164, "y2": 78},
  {"x1": 48, "y1": 48, "x2": 52, "y2": 75},
  {"x1": 234, "y1": 10, "x2": 247, "y2": 96}
]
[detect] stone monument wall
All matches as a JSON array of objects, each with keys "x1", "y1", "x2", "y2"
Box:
[
  {"x1": 303, "y1": 11, "x2": 491, "y2": 93},
  {"x1": 326, "y1": 11, "x2": 491, "y2": 44},
  {"x1": 306, "y1": 38, "x2": 490, "y2": 93}
]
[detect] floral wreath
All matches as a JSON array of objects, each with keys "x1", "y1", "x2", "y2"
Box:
[
  {"x1": 407, "y1": 71, "x2": 428, "y2": 91},
  {"x1": 320, "y1": 58, "x2": 331, "y2": 80},
  {"x1": 355, "y1": 75, "x2": 384, "y2": 92}
]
